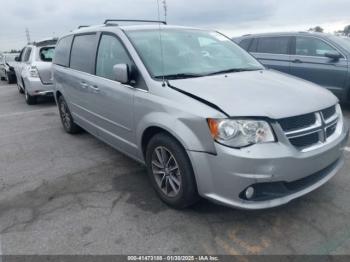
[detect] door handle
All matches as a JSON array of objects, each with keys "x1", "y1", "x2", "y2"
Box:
[
  {"x1": 292, "y1": 59, "x2": 303, "y2": 64},
  {"x1": 90, "y1": 85, "x2": 100, "y2": 93},
  {"x1": 80, "y1": 82, "x2": 88, "y2": 89}
]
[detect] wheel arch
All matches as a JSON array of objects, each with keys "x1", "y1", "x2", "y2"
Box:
[{"x1": 137, "y1": 112, "x2": 217, "y2": 160}]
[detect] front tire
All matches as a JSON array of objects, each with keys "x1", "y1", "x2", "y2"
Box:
[
  {"x1": 145, "y1": 133, "x2": 199, "y2": 209},
  {"x1": 58, "y1": 96, "x2": 82, "y2": 134}
]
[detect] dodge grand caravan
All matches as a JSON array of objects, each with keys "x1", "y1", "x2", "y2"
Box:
[
  {"x1": 52, "y1": 20, "x2": 349, "y2": 209},
  {"x1": 234, "y1": 32, "x2": 350, "y2": 102}
]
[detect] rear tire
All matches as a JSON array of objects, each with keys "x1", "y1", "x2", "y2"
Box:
[
  {"x1": 7, "y1": 72, "x2": 15, "y2": 84},
  {"x1": 18, "y1": 84, "x2": 24, "y2": 94},
  {"x1": 145, "y1": 133, "x2": 199, "y2": 209},
  {"x1": 58, "y1": 95, "x2": 82, "y2": 134},
  {"x1": 24, "y1": 87, "x2": 37, "y2": 105}
]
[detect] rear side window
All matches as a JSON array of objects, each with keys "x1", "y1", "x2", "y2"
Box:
[
  {"x1": 256, "y1": 37, "x2": 290, "y2": 54},
  {"x1": 96, "y1": 34, "x2": 132, "y2": 81},
  {"x1": 54, "y1": 36, "x2": 73, "y2": 67},
  {"x1": 238, "y1": 38, "x2": 252, "y2": 51},
  {"x1": 23, "y1": 48, "x2": 32, "y2": 62},
  {"x1": 40, "y1": 47, "x2": 55, "y2": 62},
  {"x1": 70, "y1": 34, "x2": 97, "y2": 74}
]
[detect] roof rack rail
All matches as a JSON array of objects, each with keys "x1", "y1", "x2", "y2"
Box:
[
  {"x1": 32, "y1": 38, "x2": 58, "y2": 47},
  {"x1": 104, "y1": 19, "x2": 167, "y2": 25},
  {"x1": 78, "y1": 25, "x2": 90, "y2": 29}
]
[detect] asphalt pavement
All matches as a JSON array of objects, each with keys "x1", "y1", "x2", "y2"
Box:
[{"x1": 0, "y1": 80, "x2": 350, "y2": 255}]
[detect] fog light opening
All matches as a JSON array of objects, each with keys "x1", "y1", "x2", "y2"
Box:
[{"x1": 245, "y1": 187, "x2": 255, "y2": 200}]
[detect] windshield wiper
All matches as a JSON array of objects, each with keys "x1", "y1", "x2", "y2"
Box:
[
  {"x1": 154, "y1": 73, "x2": 204, "y2": 80},
  {"x1": 207, "y1": 68, "x2": 262, "y2": 76}
]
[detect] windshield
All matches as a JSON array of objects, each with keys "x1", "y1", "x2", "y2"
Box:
[
  {"x1": 126, "y1": 29, "x2": 263, "y2": 79},
  {"x1": 39, "y1": 47, "x2": 55, "y2": 62},
  {"x1": 329, "y1": 36, "x2": 350, "y2": 52}
]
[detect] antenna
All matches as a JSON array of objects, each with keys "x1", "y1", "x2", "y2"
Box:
[{"x1": 157, "y1": 0, "x2": 166, "y2": 86}]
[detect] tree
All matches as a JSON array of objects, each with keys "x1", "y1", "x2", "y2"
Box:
[
  {"x1": 308, "y1": 26, "x2": 324, "y2": 33},
  {"x1": 344, "y1": 25, "x2": 350, "y2": 36}
]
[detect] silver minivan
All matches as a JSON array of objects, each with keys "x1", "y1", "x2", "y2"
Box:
[{"x1": 53, "y1": 20, "x2": 349, "y2": 209}]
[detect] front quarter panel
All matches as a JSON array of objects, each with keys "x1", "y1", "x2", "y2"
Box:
[{"x1": 134, "y1": 86, "x2": 225, "y2": 160}]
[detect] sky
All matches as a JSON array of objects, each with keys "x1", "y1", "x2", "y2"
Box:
[{"x1": 0, "y1": 0, "x2": 350, "y2": 51}]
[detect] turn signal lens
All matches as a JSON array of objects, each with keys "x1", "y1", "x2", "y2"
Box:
[{"x1": 208, "y1": 118, "x2": 219, "y2": 138}]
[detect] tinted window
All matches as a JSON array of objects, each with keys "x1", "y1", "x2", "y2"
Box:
[
  {"x1": 239, "y1": 38, "x2": 252, "y2": 51},
  {"x1": 70, "y1": 34, "x2": 97, "y2": 74},
  {"x1": 256, "y1": 37, "x2": 290, "y2": 54},
  {"x1": 54, "y1": 36, "x2": 73, "y2": 67},
  {"x1": 40, "y1": 47, "x2": 55, "y2": 62},
  {"x1": 296, "y1": 37, "x2": 337, "y2": 57},
  {"x1": 96, "y1": 34, "x2": 132, "y2": 80},
  {"x1": 23, "y1": 48, "x2": 32, "y2": 62}
]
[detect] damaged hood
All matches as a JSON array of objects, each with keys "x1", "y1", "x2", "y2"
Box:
[{"x1": 169, "y1": 70, "x2": 338, "y2": 119}]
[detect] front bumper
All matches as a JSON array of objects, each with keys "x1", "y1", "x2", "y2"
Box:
[
  {"x1": 188, "y1": 121, "x2": 349, "y2": 210},
  {"x1": 24, "y1": 77, "x2": 54, "y2": 96}
]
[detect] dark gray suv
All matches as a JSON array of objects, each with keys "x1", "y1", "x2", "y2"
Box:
[{"x1": 234, "y1": 32, "x2": 350, "y2": 102}]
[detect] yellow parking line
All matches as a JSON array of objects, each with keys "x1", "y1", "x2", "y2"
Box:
[
  {"x1": 214, "y1": 237, "x2": 241, "y2": 255},
  {"x1": 228, "y1": 230, "x2": 270, "y2": 255}
]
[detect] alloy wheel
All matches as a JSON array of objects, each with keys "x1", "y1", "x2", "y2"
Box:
[
  {"x1": 151, "y1": 146, "x2": 181, "y2": 197},
  {"x1": 25, "y1": 88, "x2": 28, "y2": 100},
  {"x1": 60, "y1": 100, "x2": 71, "y2": 130}
]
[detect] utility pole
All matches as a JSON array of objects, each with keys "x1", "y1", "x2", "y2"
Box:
[
  {"x1": 162, "y1": 0, "x2": 167, "y2": 23},
  {"x1": 25, "y1": 28, "x2": 31, "y2": 44}
]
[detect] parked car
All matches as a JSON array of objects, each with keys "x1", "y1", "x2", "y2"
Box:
[
  {"x1": 15, "y1": 38, "x2": 57, "y2": 105},
  {"x1": 0, "y1": 53, "x2": 19, "y2": 84},
  {"x1": 53, "y1": 20, "x2": 349, "y2": 209},
  {"x1": 233, "y1": 32, "x2": 350, "y2": 102}
]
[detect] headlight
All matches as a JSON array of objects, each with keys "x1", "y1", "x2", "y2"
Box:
[{"x1": 207, "y1": 118, "x2": 276, "y2": 148}]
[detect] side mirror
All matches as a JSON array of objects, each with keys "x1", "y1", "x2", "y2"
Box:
[
  {"x1": 113, "y1": 64, "x2": 130, "y2": 84},
  {"x1": 15, "y1": 56, "x2": 20, "y2": 62},
  {"x1": 324, "y1": 51, "x2": 342, "y2": 60}
]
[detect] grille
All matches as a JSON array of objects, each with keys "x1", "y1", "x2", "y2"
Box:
[
  {"x1": 278, "y1": 105, "x2": 339, "y2": 151},
  {"x1": 279, "y1": 113, "x2": 316, "y2": 132},
  {"x1": 322, "y1": 106, "x2": 336, "y2": 120},
  {"x1": 326, "y1": 123, "x2": 337, "y2": 138},
  {"x1": 289, "y1": 132, "x2": 320, "y2": 148}
]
